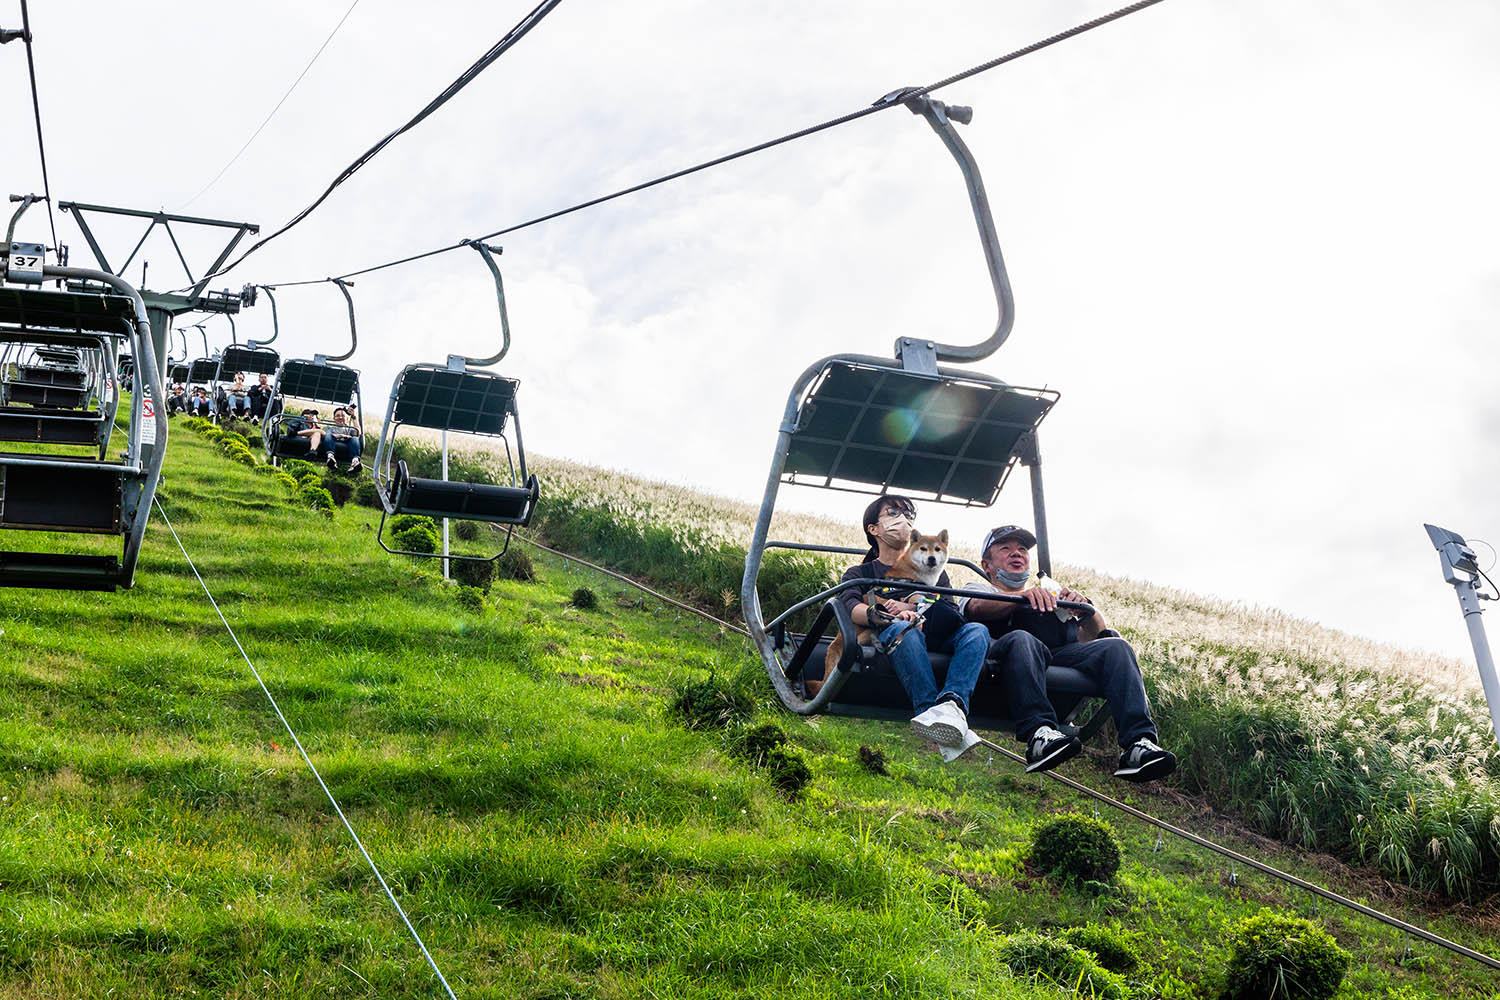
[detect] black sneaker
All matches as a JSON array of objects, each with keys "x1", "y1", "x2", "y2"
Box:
[
  {"x1": 1025, "y1": 725, "x2": 1081, "y2": 774},
  {"x1": 1114, "y1": 738, "x2": 1177, "y2": 783}
]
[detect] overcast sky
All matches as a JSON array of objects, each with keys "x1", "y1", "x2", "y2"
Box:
[{"x1": 8, "y1": 0, "x2": 1498, "y2": 664}]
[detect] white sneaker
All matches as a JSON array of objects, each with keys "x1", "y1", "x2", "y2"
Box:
[{"x1": 911, "y1": 700, "x2": 968, "y2": 748}]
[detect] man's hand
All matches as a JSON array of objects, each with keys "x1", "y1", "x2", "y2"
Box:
[{"x1": 1020, "y1": 586, "x2": 1057, "y2": 612}]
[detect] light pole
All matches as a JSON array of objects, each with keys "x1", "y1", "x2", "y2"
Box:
[{"x1": 1425, "y1": 524, "x2": 1500, "y2": 749}]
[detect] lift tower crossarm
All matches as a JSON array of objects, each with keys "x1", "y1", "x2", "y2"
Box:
[{"x1": 58, "y1": 201, "x2": 259, "y2": 301}]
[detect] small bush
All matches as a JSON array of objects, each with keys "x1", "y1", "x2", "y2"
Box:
[
  {"x1": 392, "y1": 523, "x2": 440, "y2": 554},
  {"x1": 1219, "y1": 910, "x2": 1350, "y2": 1000},
  {"x1": 858, "y1": 745, "x2": 889, "y2": 776},
  {"x1": 296, "y1": 485, "x2": 336, "y2": 519},
  {"x1": 494, "y1": 546, "x2": 536, "y2": 582},
  {"x1": 1031, "y1": 813, "x2": 1122, "y2": 886},
  {"x1": 671, "y1": 675, "x2": 752, "y2": 731},
  {"x1": 452, "y1": 558, "x2": 496, "y2": 590},
  {"x1": 352, "y1": 479, "x2": 382, "y2": 509},
  {"x1": 254, "y1": 463, "x2": 282, "y2": 477},
  {"x1": 230, "y1": 449, "x2": 258, "y2": 468},
  {"x1": 273, "y1": 471, "x2": 299, "y2": 491},
  {"x1": 570, "y1": 587, "x2": 598, "y2": 610},
  {"x1": 454, "y1": 520, "x2": 481, "y2": 542},
  {"x1": 455, "y1": 587, "x2": 485, "y2": 613},
  {"x1": 997, "y1": 932, "x2": 1127, "y2": 1000},
  {"x1": 282, "y1": 459, "x2": 316, "y2": 479},
  {"x1": 1061, "y1": 925, "x2": 1139, "y2": 975},
  {"x1": 764, "y1": 744, "x2": 813, "y2": 797},
  {"x1": 322, "y1": 475, "x2": 353, "y2": 507},
  {"x1": 217, "y1": 431, "x2": 251, "y2": 449},
  {"x1": 728, "y1": 722, "x2": 787, "y2": 766}
]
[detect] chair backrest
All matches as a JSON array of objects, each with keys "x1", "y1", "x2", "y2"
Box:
[
  {"x1": 783, "y1": 360, "x2": 1058, "y2": 506},
  {"x1": 390, "y1": 366, "x2": 517, "y2": 435},
  {"x1": 216, "y1": 345, "x2": 280, "y2": 378},
  {"x1": 274, "y1": 359, "x2": 359, "y2": 406},
  {"x1": 187, "y1": 358, "x2": 220, "y2": 384},
  {"x1": 0, "y1": 285, "x2": 137, "y2": 335}
]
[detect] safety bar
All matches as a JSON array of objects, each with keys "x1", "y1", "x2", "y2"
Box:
[
  {"x1": 765, "y1": 539, "x2": 991, "y2": 583},
  {"x1": 764, "y1": 576, "x2": 1094, "y2": 634}
]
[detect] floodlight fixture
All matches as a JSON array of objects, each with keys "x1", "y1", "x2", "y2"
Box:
[{"x1": 1425, "y1": 523, "x2": 1500, "y2": 750}]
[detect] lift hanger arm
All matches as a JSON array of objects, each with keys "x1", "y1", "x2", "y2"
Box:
[
  {"x1": 247, "y1": 285, "x2": 280, "y2": 350},
  {"x1": 323, "y1": 278, "x2": 357, "y2": 363},
  {"x1": 462, "y1": 240, "x2": 510, "y2": 367}
]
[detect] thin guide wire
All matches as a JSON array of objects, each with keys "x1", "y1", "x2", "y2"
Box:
[
  {"x1": 153, "y1": 497, "x2": 461, "y2": 1000},
  {"x1": 18, "y1": 0, "x2": 60, "y2": 250}
]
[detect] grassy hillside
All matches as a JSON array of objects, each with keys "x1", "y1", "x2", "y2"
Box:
[{"x1": 0, "y1": 425, "x2": 1496, "y2": 997}]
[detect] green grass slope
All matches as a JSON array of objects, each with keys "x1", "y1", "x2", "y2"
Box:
[{"x1": 0, "y1": 426, "x2": 1496, "y2": 998}]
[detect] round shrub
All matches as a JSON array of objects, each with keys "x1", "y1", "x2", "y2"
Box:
[
  {"x1": 230, "y1": 449, "x2": 258, "y2": 468},
  {"x1": 1219, "y1": 910, "x2": 1350, "y2": 1000},
  {"x1": 671, "y1": 675, "x2": 752, "y2": 731},
  {"x1": 273, "y1": 471, "x2": 298, "y2": 491},
  {"x1": 352, "y1": 479, "x2": 382, "y2": 508},
  {"x1": 281, "y1": 459, "x2": 316, "y2": 479},
  {"x1": 997, "y1": 932, "x2": 1126, "y2": 1000},
  {"x1": 202, "y1": 428, "x2": 224, "y2": 442},
  {"x1": 451, "y1": 558, "x2": 496, "y2": 590},
  {"x1": 296, "y1": 471, "x2": 324, "y2": 490},
  {"x1": 217, "y1": 431, "x2": 251, "y2": 449},
  {"x1": 389, "y1": 513, "x2": 438, "y2": 535},
  {"x1": 455, "y1": 586, "x2": 485, "y2": 612},
  {"x1": 1061, "y1": 924, "x2": 1139, "y2": 975},
  {"x1": 494, "y1": 546, "x2": 535, "y2": 582},
  {"x1": 764, "y1": 744, "x2": 813, "y2": 797},
  {"x1": 392, "y1": 523, "x2": 440, "y2": 554},
  {"x1": 570, "y1": 586, "x2": 598, "y2": 610},
  {"x1": 454, "y1": 519, "x2": 481, "y2": 542},
  {"x1": 1031, "y1": 813, "x2": 1122, "y2": 886},
  {"x1": 254, "y1": 463, "x2": 282, "y2": 477},
  {"x1": 296, "y1": 485, "x2": 336, "y2": 518},
  {"x1": 729, "y1": 721, "x2": 787, "y2": 766}
]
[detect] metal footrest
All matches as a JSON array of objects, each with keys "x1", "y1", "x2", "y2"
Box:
[
  {"x1": 15, "y1": 366, "x2": 87, "y2": 388},
  {"x1": 0, "y1": 550, "x2": 119, "y2": 591},
  {"x1": 0, "y1": 461, "x2": 125, "y2": 532}
]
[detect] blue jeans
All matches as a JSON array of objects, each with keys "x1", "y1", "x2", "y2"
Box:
[{"x1": 885, "y1": 619, "x2": 990, "y2": 715}]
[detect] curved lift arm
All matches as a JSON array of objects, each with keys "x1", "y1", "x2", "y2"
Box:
[
  {"x1": 741, "y1": 94, "x2": 1031, "y2": 715},
  {"x1": 321, "y1": 278, "x2": 357, "y2": 363},
  {"x1": 461, "y1": 240, "x2": 510, "y2": 367},
  {"x1": 247, "y1": 285, "x2": 280, "y2": 351}
]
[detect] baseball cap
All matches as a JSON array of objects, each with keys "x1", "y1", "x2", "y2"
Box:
[{"x1": 980, "y1": 525, "x2": 1037, "y2": 554}]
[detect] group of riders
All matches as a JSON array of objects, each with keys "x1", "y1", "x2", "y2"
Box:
[
  {"x1": 843, "y1": 494, "x2": 1177, "y2": 784},
  {"x1": 164, "y1": 371, "x2": 363, "y2": 472}
]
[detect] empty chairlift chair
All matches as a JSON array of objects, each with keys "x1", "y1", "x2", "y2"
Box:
[
  {"x1": 372, "y1": 241, "x2": 538, "y2": 561},
  {"x1": 740, "y1": 94, "x2": 1108, "y2": 739},
  {"x1": 0, "y1": 229, "x2": 168, "y2": 591},
  {"x1": 0, "y1": 333, "x2": 120, "y2": 459}
]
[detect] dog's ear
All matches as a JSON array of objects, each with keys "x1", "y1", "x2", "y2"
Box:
[
  {"x1": 909, "y1": 528, "x2": 920, "y2": 546},
  {"x1": 938, "y1": 529, "x2": 949, "y2": 544}
]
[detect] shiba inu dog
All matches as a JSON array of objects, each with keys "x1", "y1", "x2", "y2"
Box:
[{"x1": 810, "y1": 529, "x2": 950, "y2": 695}]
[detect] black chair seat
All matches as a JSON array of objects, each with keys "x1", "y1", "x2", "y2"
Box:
[
  {"x1": 0, "y1": 408, "x2": 101, "y2": 444},
  {"x1": 4, "y1": 384, "x2": 89, "y2": 409},
  {"x1": 0, "y1": 461, "x2": 125, "y2": 532},
  {"x1": 798, "y1": 635, "x2": 1107, "y2": 737},
  {"x1": 0, "y1": 550, "x2": 120, "y2": 591},
  {"x1": 16, "y1": 366, "x2": 87, "y2": 388},
  {"x1": 396, "y1": 476, "x2": 534, "y2": 522}
]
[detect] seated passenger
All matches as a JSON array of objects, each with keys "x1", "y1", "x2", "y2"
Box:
[
  {"x1": 166, "y1": 383, "x2": 187, "y2": 415},
  {"x1": 322, "y1": 406, "x2": 363, "y2": 472},
  {"x1": 839, "y1": 495, "x2": 990, "y2": 749},
  {"x1": 959, "y1": 525, "x2": 1176, "y2": 782},
  {"x1": 223, "y1": 372, "x2": 252, "y2": 419},
  {"x1": 247, "y1": 373, "x2": 273, "y2": 425},
  {"x1": 292, "y1": 408, "x2": 322, "y2": 458},
  {"x1": 188, "y1": 387, "x2": 213, "y2": 417}
]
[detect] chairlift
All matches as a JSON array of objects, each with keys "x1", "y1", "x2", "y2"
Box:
[
  {"x1": 0, "y1": 197, "x2": 168, "y2": 590},
  {"x1": 372, "y1": 241, "x2": 538, "y2": 562},
  {"x1": 739, "y1": 95, "x2": 1107, "y2": 739},
  {"x1": 261, "y1": 279, "x2": 363, "y2": 463}
]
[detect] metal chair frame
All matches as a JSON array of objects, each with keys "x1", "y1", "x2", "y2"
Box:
[
  {"x1": 372, "y1": 242, "x2": 537, "y2": 563},
  {"x1": 259, "y1": 280, "x2": 363, "y2": 464},
  {"x1": 742, "y1": 95, "x2": 1082, "y2": 726}
]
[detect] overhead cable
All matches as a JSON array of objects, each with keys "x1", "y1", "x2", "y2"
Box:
[
  {"x1": 201, "y1": 0, "x2": 564, "y2": 282},
  {"x1": 178, "y1": 0, "x2": 367, "y2": 211},
  {"x1": 154, "y1": 496, "x2": 461, "y2": 1000},
  {"x1": 17, "y1": 0, "x2": 59, "y2": 250},
  {"x1": 258, "y1": 0, "x2": 1171, "y2": 290}
]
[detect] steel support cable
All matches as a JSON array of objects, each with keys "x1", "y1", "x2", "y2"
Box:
[
  {"x1": 195, "y1": 0, "x2": 564, "y2": 285},
  {"x1": 17, "y1": 0, "x2": 59, "y2": 251},
  {"x1": 519, "y1": 532, "x2": 1499, "y2": 972},
  {"x1": 178, "y1": 0, "x2": 366, "y2": 211},
  {"x1": 152, "y1": 497, "x2": 461, "y2": 1000},
  {"x1": 257, "y1": 0, "x2": 1172, "y2": 290}
]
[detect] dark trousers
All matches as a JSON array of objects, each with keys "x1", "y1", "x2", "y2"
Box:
[{"x1": 990, "y1": 632, "x2": 1158, "y2": 749}]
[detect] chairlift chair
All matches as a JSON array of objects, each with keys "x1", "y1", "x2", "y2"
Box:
[
  {"x1": 0, "y1": 334, "x2": 120, "y2": 457},
  {"x1": 0, "y1": 212, "x2": 168, "y2": 591},
  {"x1": 372, "y1": 242, "x2": 538, "y2": 562},
  {"x1": 261, "y1": 279, "x2": 362, "y2": 463},
  {"x1": 739, "y1": 95, "x2": 1108, "y2": 740}
]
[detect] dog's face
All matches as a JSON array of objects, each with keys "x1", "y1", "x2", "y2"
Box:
[{"x1": 905, "y1": 528, "x2": 950, "y2": 584}]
